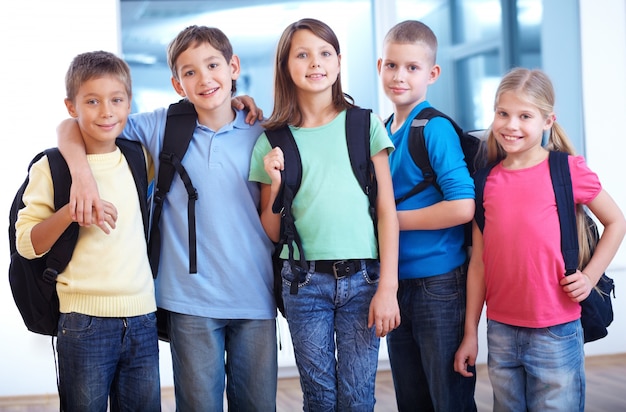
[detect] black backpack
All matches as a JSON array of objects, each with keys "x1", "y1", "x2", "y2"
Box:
[
  {"x1": 474, "y1": 150, "x2": 615, "y2": 343},
  {"x1": 8, "y1": 139, "x2": 149, "y2": 336},
  {"x1": 265, "y1": 107, "x2": 377, "y2": 314},
  {"x1": 392, "y1": 107, "x2": 487, "y2": 205},
  {"x1": 389, "y1": 107, "x2": 486, "y2": 249}
]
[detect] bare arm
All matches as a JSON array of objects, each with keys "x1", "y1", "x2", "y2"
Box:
[
  {"x1": 368, "y1": 149, "x2": 401, "y2": 337},
  {"x1": 560, "y1": 189, "x2": 626, "y2": 301},
  {"x1": 454, "y1": 221, "x2": 486, "y2": 377},
  {"x1": 258, "y1": 147, "x2": 284, "y2": 242},
  {"x1": 397, "y1": 198, "x2": 475, "y2": 231},
  {"x1": 56, "y1": 118, "x2": 107, "y2": 230},
  {"x1": 30, "y1": 200, "x2": 119, "y2": 254}
]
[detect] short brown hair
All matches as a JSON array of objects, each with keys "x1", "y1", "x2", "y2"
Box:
[
  {"x1": 384, "y1": 20, "x2": 438, "y2": 64},
  {"x1": 167, "y1": 25, "x2": 236, "y2": 93},
  {"x1": 65, "y1": 51, "x2": 132, "y2": 101}
]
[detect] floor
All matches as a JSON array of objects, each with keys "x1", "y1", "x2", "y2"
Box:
[{"x1": 0, "y1": 354, "x2": 624, "y2": 411}]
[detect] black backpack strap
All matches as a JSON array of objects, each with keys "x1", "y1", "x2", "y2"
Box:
[
  {"x1": 266, "y1": 126, "x2": 307, "y2": 295},
  {"x1": 473, "y1": 163, "x2": 498, "y2": 233},
  {"x1": 395, "y1": 107, "x2": 464, "y2": 205},
  {"x1": 116, "y1": 139, "x2": 149, "y2": 239},
  {"x1": 346, "y1": 108, "x2": 377, "y2": 231},
  {"x1": 149, "y1": 99, "x2": 198, "y2": 276},
  {"x1": 549, "y1": 151, "x2": 579, "y2": 275},
  {"x1": 43, "y1": 149, "x2": 80, "y2": 282}
]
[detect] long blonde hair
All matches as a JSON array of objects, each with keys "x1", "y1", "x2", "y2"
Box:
[{"x1": 486, "y1": 67, "x2": 593, "y2": 268}]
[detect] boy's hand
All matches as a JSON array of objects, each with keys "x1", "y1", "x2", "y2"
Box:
[
  {"x1": 69, "y1": 170, "x2": 105, "y2": 228},
  {"x1": 232, "y1": 95, "x2": 263, "y2": 124},
  {"x1": 92, "y1": 200, "x2": 118, "y2": 234}
]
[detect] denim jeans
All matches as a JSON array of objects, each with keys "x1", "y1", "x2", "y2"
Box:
[
  {"x1": 57, "y1": 312, "x2": 160, "y2": 412},
  {"x1": 167, "y1": 312, "x2": 277, "y2": 411},
  {"x1": 386, "y1": 265, "x2": 476, "y2": 412},
  {"x1": 487, "y1": 319, "x2": 585, "y2": 412},
  {"x1": 282, "y1": 259, "x2": 380, "y2": 412}
]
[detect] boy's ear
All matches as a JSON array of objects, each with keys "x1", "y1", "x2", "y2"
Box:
[
  {"x1": 429, "y1": 64, "x2": 441, "y2": 84},
  {"x1": 376, "y1": 58, "x2": 382, "y2": 75},
  {"x1": 64, "y1": 98, "x2": 78, "y2": 118},
  {"x1": 230, "y1": 54, "x2": 241, "y2": 80},
  {"x1": 171, "y1": 77, "x2": 186, "y2": 97}
]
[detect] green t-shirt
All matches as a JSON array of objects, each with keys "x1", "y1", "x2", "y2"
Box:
[{"x1": 249, "y1": 110, "x2": 393, "y2": 261}]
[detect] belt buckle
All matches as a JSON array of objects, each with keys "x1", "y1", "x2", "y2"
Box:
[{"x1": 332, "y1": 260, "x2": 349, "y2": 279}]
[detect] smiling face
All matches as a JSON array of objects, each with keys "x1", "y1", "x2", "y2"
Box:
[
  {"x1": 492, "y1": 90, "x2": 553, "y2": 158},
  {"x1": 377, "y1": 41, "x2": 439, "y2": 114},
  {"x1": 170, "y1": 42, "x2": 240, "y2": 120},
  {"x1": 64, "y1": 75, "x2": 131, "y2": 154},
  {"x1": 287, "y1": 29, "x2": 341, "y2": 98}
]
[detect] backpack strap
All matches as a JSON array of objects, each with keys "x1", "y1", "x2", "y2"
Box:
[
  {"x1": 116, "y1": 139, "x2": 149, "y2": 239},
  {"x1": 394, "y1": 107, "x2": 464, "y2": 205},
  {"x1": 148, "y1": 99, "x2": 198, "y2": 276},
  {"x1": 346, "y1": 108, "x2": 377, "y2": 231},
  {"x1": 41, "y1": 149, "x2": 80, "y2": 283},
  {"x1": 473, "y1": 163, "x2": 498, "y2": 233},
  {"x1": 548, "y1": 150, "x2": 579, "y2": 275},
  {"x1": 265, "y1": 126, "x2": 307, "y2": 296}
]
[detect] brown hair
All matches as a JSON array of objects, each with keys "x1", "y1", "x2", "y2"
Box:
[
  {"x1": 65, "y1": 51, "x2": 132, "y2": 101},
  {"x1": 263, "y1": 18, "x2": 354, "y2": 130},
  {"x1": 486, "y1": 67, "x2": 592, "y2": 268},
  {"x1": 167, "y1": 25, "x2": 236, "y2": 93},
  {"x1": 383, "y1": 20, "x2": 438, "y2": 64}
]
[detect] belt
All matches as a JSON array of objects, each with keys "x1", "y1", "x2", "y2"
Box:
[{"x1": 309, "y1": 259, "x2": 366, "y2": 279}]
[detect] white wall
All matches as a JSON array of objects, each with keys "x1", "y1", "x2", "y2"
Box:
[
  {"x1": 0, "y1": 0, "x2": 624, "y2": 398},
  {"x1": 0, "y1": 0, "x2": 175, "y2": 397}
]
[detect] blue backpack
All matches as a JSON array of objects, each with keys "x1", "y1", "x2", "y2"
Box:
[{"x1": 474, "y1": 151, "x2": 615, "y2": 343}]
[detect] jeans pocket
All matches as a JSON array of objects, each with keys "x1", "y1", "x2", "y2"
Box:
[
  {"x1": 281, "y1": 260, "x2": 312, "y2": 289},
  {"x1": 59, "y1": 312, "x2": 96, "y2": 338},
  {"x1": 545, "y1": 320, "x2": 579, "y2": 339},
  {"x1": 422, "y1": 276, "x2": 459, "y2": 301},
  {"x1": 363, "y1": 260, "x2": 380, "y2": 284},
  {"x1": 141, "y1": 311, "x2": 157, "y2": 328}
]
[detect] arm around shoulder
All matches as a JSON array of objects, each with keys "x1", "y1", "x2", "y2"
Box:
[{"x1": 57, "y1": 118, "x2": 104, "y2": 227}]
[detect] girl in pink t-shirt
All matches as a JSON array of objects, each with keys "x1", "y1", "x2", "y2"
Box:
[{"x1": 454, "y1": 68, "x2": 625, "y2": 411}]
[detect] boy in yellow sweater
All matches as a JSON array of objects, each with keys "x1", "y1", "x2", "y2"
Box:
[{"x1": 15, "y1": 51, "x2": 159, "y2": 411}]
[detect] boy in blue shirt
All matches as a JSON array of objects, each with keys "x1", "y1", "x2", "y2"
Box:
[
  {"x1": 377, "y1": 20, "x2": 477, "y2": 411},
  {"x1": 56, "y1": 26, "x2": 276, "y2": 411}
]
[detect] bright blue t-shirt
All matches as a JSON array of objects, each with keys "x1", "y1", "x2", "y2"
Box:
[{"x1": 388, "y1": 101, "x2": 474, "y2": 279}]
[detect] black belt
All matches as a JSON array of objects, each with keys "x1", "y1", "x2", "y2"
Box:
[{"x1": 309, "y1": 259, "x2": 367, "y2": 279}]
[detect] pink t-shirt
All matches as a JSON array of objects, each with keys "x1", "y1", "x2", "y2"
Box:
[{"x1": 482, "y1": 155, "x2": 601, "y2": 328}]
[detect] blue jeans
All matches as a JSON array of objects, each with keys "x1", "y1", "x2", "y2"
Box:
[
  {"x1": 167, "y1": 312, "x2": 277, "y2": 411},
  {"x1": 282, "y1": 259, "x2": 380, "y2": 412},
  {"x1": 57, "y1": 312, "x2": 160, "y2": 412},
  {"x1": 387, "y1": 265, "x2": 476, "y2": 412},
  {"x1": 487, "y1": 319, "x2": 585, "y2": 412}
]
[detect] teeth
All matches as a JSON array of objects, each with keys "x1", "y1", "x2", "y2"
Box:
[{"x1": 503, "y1": 135, "x2": 519, "y2": 141}]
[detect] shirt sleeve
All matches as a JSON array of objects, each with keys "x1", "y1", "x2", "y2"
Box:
[
  {"x1": 248, "y1": 132, "x2": 273, "y2": 185},
  {"x1": 569, "y1": 154, "x2": 602, "y2": 204}
]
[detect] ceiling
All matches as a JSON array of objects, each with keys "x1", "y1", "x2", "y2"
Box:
[{"x1": 120, "y1": 0, "x2": 332, "y2": 66}]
